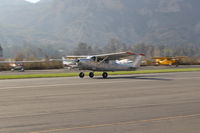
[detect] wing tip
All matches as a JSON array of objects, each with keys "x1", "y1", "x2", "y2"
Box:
[
  {"x1": 139, "y1": 53, "x2": 145, "y2": 56},
  {"x1": 127, "y1": 52, "x2": 145, "y2": 56},
  {"x1": 126, "y1": 52, "x2": 136, "y2": 55}
]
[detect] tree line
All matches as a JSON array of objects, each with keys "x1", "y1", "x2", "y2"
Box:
[
  {"x1": 2, "y1": 38, "x2": 200, "y2": 59},
  {"x1": 72, "y1": 39, "x2": 200, "y2": 58}
]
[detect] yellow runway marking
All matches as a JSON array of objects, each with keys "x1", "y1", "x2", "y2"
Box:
[{"x1": 31, "y1": 113, "x2": 200, "y2": 133}]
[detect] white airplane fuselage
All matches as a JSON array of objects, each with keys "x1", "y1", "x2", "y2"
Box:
[
  {"x1": 77, "y1": 55, "x2": 143, "y2": 72},
  {"x1": 78, "y1": 60, "x2": 136, "y2": 71}
]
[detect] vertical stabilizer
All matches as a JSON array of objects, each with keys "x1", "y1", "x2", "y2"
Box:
[
  {"x1": 62, "y1": 57, "x2": 65, "y2": 60},
  {"x1": 133, "y1": 55, "x2": 144, "y2": 68}
]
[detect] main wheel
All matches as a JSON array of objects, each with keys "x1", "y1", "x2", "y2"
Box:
[
  {"x1": 102, "y1": 72, "x2": 108, "y2": 79},
  {"x1": 89, "y1": 72, "x2": 94, "y2": 78},
  {"x1": 79, "y1": 72, "x2": 85, "y2": 78}
]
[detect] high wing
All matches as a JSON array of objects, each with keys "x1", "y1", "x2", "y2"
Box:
[
  {"x1": 66, "y1": 52, "x2": 145, "y2": 61},
  {"x1": 94, "y1": 52, "x2": 144, "y2": 60},
  {"x1": 153, "y1": 56, "x2": 187, "y2": 60},
  {"x1": 65, "y1": 56, "x2": 88, "y2": 59},
  {"x1": 152, "y1": 57, "x2": 173, "y2": 60}
]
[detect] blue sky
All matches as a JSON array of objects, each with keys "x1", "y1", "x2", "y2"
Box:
[{"x1": 25, "y1": 0, "x2": 40, "y2": 3}]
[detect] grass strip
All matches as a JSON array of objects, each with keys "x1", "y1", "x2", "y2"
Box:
[{"x1": 0, "y1": 68, "x2": 200, "y2": 79}]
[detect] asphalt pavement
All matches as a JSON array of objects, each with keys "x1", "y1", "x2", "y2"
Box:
[{"x1": 0, "y1": 72, "x2": 200, "y2": 133}]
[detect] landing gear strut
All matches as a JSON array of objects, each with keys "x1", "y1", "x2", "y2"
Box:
[
  {"x1": 79, "y1": 72, "x2": 85, "y2": 78},
  {"x1": 102, "y1": 72, "x2": 108, "y2": 79},
  {"x1": 89, "y1": 72, "x2": 94, "y2": 78}
]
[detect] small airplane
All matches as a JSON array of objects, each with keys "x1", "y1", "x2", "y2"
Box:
[
  {"x1": 152, "y1": 56, "x2": 185, "y2": 67},
  {"x1": 64, "y1": 52, "x2": 145, "y2": 78}
]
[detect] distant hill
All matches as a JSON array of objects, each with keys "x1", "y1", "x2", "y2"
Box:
[{"x1": 0, "y1": 0, "x2": 200, "y2": 57}]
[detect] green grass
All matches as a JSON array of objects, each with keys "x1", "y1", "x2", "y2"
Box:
[{"x1": 0, "y1": 68, "x2": 200, "y2": 79}]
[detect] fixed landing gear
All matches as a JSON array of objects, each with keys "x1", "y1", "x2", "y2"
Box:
[
  {"x1": 79, "y1": 72, "x2": 94, "y2": 78},
  {"x1": 79, "y1": 72, "x2": 108, "y2": 78},
  {"x1": 89, "y1": 72, "x2": 94, "y2": 78},
  {"x1": 79, "y1": 72, "x2": 85, "y2": 78},
  {"x1": 102, "y1": 72, "x2": 108, "y2": 79}
]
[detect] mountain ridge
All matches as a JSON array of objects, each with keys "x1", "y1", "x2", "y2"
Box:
[{"x1": 0, "y1": 0, "x2": 200, "y2": 57}]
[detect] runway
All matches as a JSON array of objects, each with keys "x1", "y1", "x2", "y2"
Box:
[{"x1": 0, "y1": 72, "x2": 200, "y2": 133}]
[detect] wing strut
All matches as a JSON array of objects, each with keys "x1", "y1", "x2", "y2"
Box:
[{"x1": 98, "y1": 56, "x2": 108, "y2": 64}]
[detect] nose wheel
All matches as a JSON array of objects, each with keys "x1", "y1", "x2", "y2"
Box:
[
  {"x1": 102, "y1": 72, "x2": 108, "y2": 79},
  {"x1": 79, "y1": 72, "x2": 85, "y2": 78}
]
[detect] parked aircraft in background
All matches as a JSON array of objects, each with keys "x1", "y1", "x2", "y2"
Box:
[
  {"x1": 152, "y1": 56, "x2": 185, "y2": 67},
  {"x1": 61, "y1": 57, "x2": 78, "y2": 69},
  {"x1": 64, "y1": 52, "x2": 145, "y2": 78},
  {"x1": 50, "y1": 57, "x2": 78, "y2": 69}
]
